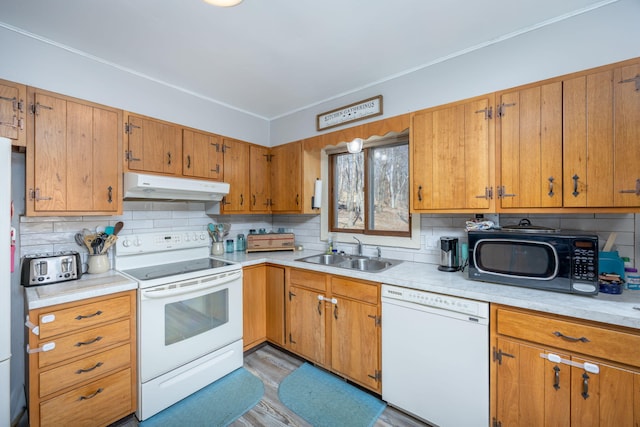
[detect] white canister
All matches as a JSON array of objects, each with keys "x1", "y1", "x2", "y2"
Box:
[{"x1": 87, "y1": 254, "x2": 110, "y2": 274}]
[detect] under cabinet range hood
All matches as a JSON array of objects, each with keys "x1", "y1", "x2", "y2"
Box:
[{"x1": 124, "y1": 172, "x2": 230, "y2": 202}]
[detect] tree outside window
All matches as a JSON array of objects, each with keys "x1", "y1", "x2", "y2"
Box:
[{"x1": 329, "y1": 140, "x2": 410, "y2": 237}]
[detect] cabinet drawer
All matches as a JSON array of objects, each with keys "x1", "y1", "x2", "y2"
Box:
[
  {"x1": 497, "y1": 308, "x2": 640, "y2": 366},
  {"x1": 38, "y1": 319, "x2": 131, "y2": 368},
  {"x1": 331, "y1": 277, "x2": 378, "y2": 305},
  {"x1": 38, "y1": 295, "x2": 132, "y2": 339},
  {"x1": 290, "y1": 269, "x2": 326, "y2": 292},
  {"x1": 40, "y1": 368, "x2": 132, "y2": 427},
  {"x1": 39, "y1": 344, "x2": 131, "y2": 397}
]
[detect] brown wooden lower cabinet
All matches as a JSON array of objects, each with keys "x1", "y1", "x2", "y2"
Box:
[
  {"x1": 26, "y1": 291, "x2": 137, "y2": 427},
  {"x1": 491, "y1": 305, "x2": 640, "y2": 426},
  {"x1": 285, "y1": 268, "x2": 382, "y2": 393},
  {"x1": 242, "y1": 264, "x2": 285, "y2": 351}
]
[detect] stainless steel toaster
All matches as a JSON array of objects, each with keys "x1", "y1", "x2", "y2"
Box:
[{"x1": 21, "y1": 251, "x2": 82, "y2": 286}]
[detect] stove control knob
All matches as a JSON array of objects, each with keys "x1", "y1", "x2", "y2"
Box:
[
  {"x1": 134, "y1": 238, "x2": 142, "y2": 247},
  {"x1": 199, "y1": 233, "x2": 206, "y2": 240},
  {"x1": 122, "y1": 239, "x2": 131, "y2": 247},
  {"x1": 192, "y1": 233, "x2": 198, "y2": 241},
  {"x1": 184, "y1": 234, "x2": 191, "y2": 242}
]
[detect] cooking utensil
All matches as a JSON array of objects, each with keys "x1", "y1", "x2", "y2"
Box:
[
  {"x1": 113, "y1": 221, "x2": 124, "y2": 236},
  {"x1": 84, "y1": 235, "x2": 95, "y2": 253},
  {"x1": 603, "y1": 232, "x2": 617, "y2": 252},
  {"x1": 105, "y1": 226, "x2": 115, "y2": 235},
  {"x1": 100, "y1": 235, "x2": 118, "y2": 254},
  {"x1": 74, "y1": 233, "x2": 85, "y2": 247}
]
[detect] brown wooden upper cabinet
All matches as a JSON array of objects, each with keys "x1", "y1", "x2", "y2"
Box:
[
  {"x1": 270, "y1": 142, "x2": 302, "y2": 213},
  {"x1": 0, "y1": 78, "x2": 27, "y2": 147},
  {"x1": 496, "y1": 81, "x2": 563, "y2": 210},
  {"x1": 182, "y1": 128, "x2": 223, "y2": 181},
  {"x1": 26, "y1": 88, "x2": 122, "y2": 216},
  {"x1": 249, "y1": 144, "x2": 271, "y2": 213},
  {"x1": 410, "y1": 94, "x2": 495, "y2": 212},
  {"x1": 221, "y1": 137, "x2": 250, "y2": 213},
  {"x1": 124, "y1": 113, "x2": 181, "y2": 175},
  {"x1": 563, "y1": 60, "x2": 640, "y2": 208}
]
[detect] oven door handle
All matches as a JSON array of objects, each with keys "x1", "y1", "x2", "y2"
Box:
[{"x1": 140, "y1": 270, "x2": 241, "y2": 299}]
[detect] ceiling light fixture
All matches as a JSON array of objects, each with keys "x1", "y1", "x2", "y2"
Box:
[
  {"x1": 347, "y1": 138, "x2": 364, "y2": 154},
  {"x1": 203, "y1": 0, "x2": 243, "y2": 7}
]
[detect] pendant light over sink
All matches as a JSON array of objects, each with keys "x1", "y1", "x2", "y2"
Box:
[{"x1": 203, "y1": 0, "x2": 243, "y2": 7}]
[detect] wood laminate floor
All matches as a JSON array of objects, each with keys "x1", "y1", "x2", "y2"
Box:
[{"x1": 111, "y1": 344, "x2": 429, "y2": 427}]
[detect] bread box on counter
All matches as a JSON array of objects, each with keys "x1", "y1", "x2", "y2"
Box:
[{"x1": 246, "y1": 233, "x2": 295, "y2": 252}]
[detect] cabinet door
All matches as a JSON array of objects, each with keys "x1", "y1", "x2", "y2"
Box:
[
  {"x1": 563, "y1": 61, "x2": 640, "y2": 208},
  {"x1": 411, "y1": 95, "x2": 493, "y2": 211},
  {"x1": 271, "y1": 142, "x2": 302, "y2": 212},
  {"x1": 498, "y1": 82, "x2": 562, "y2": 209},
  {"x1": 494, "y1": 338, "x2": 570, "y2": 427},
  {"x1": 287, "y1": 285, "x2": 325, "y2": 365},
  {"x1": 221, "y1": 138, "x2": 249, "y2": 213},
  {"x1": 242, "y1": 265, "x2": 266, "y2": 351},
  {"x1": 182, "y1": 129, "x2": 223, "y2": 180},
  {"x1": 249, "y1": 144, "x2": 271, "y2": 212},
  {"x1": 265, "y1": 265, "x2": 285, "y2": 346},
  {"x1": 613, "y1": 63, "x2": 640, "y2": 207},
  {"x1": 330, "y1": 297, "x2": 379, "y2": 391},
  {"x1": 570, "y1": 358, "x2": 638, "y2": 427},
  {"x1": 0, "y1": 78, "x2": 26, "y2": 147},
  {"x1": 126, "y1": 114, "x2": 181, "y2": 175},
  {"x1": 29, "y1": 91, "x2": 120, "y2": 215}
]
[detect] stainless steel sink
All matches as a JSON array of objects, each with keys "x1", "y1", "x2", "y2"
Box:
[{"x1": 296, "y1": 253, "x2": 401, "y2": 273}]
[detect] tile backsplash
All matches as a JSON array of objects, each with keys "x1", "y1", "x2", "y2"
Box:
[{"x1": 19, "y1": 201, "x2": 640, "y2": 269}]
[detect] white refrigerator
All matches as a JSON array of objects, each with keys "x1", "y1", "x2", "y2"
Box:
[{"x1": 0, "y1": 137, "x2": 11, "y2": 425}]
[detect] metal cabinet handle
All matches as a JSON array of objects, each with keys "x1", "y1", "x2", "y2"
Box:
[
  {"x1": 417, "y1": 185, "x2": 423, "y2": 202},
  {"x1": 475, "y1": 187, "x2": 493, "y2": 199},
  {"x1": 498, "y1": 186, "x2": 516, "y2": 198},
  {"x1": 317, "y1": 301, "x2": 322, "y2": 316},
  {"x1": 75, "y1": 310, "x2": 102, "y2": 321},
  {"x1": 581, "y1": 372, "x2": 590, "y2": 399},
  {"x1": 548, "y1": 177, "x2": 555, "y2": 197},
  {"x1": 553, "y1": 365, "x2": 561, "y2": 390},
  {"x1": 167, "y1": 152, "x2": 172, "y2": 165},
  {"x1": 252, "y1": 194, "x2": 256, "y2": 206},
  {"x1": 74, "y1": 336, "x2": 103, "y2": 347},
  {"x1": 107, "y1": 186, "x2": 113, "y2": 204},
  {"x1": 572, "y1": 175, "x2": 580, "y2": 197},
  {"x1": 240, "y1": 194, "x2": 244, "y2": 206},
  {"x1": 76, "y1": 362, "x2": 104, "y2": 375},
  {"x1": 78, "y1": 388, "x2": 103, "y2": 401},
  {"x1": 333, "y1": 304, "x2": 338, "y2": 320},
  {"x1": 296, "y1": 194, "x2": 299, "y2": 206},
  {"x1": 553, "y1": 331, "x2": 589, "y2": 343},
  {"x1": 186, "y1": 155, "x2": 191, "y2": 169}
]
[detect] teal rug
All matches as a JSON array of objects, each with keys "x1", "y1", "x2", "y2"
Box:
[
  {"x1": 278, "y1": 363, "x2": 386, "y2": 427},
  {"x1": 140, "y1": 368, "x2": 264, "y2": 427}
]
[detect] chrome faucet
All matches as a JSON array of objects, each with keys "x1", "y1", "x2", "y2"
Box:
[
  {"x1": 376, "y1": 246, "x2": 382, "y2": 258},
  {"x1": 353, "y1": 236, "x2": 363, "y2": 256}
]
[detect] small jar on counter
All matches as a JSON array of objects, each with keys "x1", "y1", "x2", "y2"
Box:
[
  {"x1": 236, "y1": 234, "x2": 246, "y2": 252},
  {"x1": 225, "y1": 239, "x2": 234, "y2": 253}
]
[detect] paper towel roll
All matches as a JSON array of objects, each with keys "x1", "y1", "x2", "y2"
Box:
[{"x1": 312, "y1": 179, "x2": 322, "y2": 209}]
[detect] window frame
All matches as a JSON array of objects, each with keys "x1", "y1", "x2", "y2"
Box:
[{"x1": 328, "y1": 140, "x2": 411, "y2": 238}]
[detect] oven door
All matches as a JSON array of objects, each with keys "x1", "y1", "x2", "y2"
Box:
[{"x1": 138, "y1": 269, "x2": 242, "y2": 382}]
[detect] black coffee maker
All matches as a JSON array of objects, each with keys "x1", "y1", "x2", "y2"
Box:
[{"x1": 438, "y1": 236, "x2": 460, "y2": 272}]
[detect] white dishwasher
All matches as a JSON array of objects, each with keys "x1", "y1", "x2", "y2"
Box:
[{"x1": 381, "y1": 284, "x2": 489, "y2": 427}]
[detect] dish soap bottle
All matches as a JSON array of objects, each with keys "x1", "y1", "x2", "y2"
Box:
[{"x1": 327, "y1": 233, "x2": 335, "y2": 254}]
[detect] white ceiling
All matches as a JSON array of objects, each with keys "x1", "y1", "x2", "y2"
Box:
[{"x1": 0, "y1": 0, "x2": 618, "y2": 120}]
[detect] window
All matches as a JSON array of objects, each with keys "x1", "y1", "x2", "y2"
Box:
[{"x1": 329, "y1": 139, "x2": 410, "y2": 237}]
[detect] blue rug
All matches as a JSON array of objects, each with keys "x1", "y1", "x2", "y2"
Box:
[
  {"x1": 140, "y1": 368, "x2": 264, "y2": 427},
  {"x1": 278, "y1": 363, "x2": 386, "y2": 427}
]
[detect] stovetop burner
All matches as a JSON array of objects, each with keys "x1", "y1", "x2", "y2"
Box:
[{"x1": 122, "y1": 258, "x2": 234, "y2": 281}]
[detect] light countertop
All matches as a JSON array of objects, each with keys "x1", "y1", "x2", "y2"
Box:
[
  {"x1": 25, "y1": 249, "x2": 640, "y2": 330},
  {"x1": 25, "y1": 270, "x2": 137, "y2": 310},
  {"x1": 219, "y1": 249, "x2": 640, "y2": 330}
]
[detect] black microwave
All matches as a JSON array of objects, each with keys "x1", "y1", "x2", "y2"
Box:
[{"x1": 467, "y1": 230, "x2": 599, "y2": 295}]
